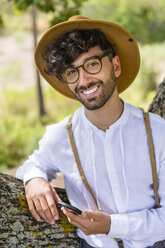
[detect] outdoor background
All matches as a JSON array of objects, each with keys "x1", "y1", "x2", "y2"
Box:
[{"x1": 0, "y1": 0, "x2": 165, "y2": 173}]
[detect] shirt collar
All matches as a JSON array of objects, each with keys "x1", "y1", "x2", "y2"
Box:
[{"x1": 81, "y1": 101, "x2": 129, "y2": 132}]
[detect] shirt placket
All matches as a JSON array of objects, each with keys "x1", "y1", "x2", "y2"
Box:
[{"x1": 104, "y1": 128, "x2": 129, "y2": 214}]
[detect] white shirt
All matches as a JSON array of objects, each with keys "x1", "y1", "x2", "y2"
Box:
[{"x1": 16, "y1": 102, "x2": 165, "y2": 248}]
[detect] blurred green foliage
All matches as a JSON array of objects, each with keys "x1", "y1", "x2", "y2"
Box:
[
  {"x1": 0, "y1": 87, "x2": 81, "y2": 171},
  {"x1": 82, "y1": 0, "x2": 165, "y2": 43},
  {"x1": 0, "y1": 114, "x2": 45, "y2": 171},
  {"x1": 7, "y1": 0, "x2": 85, "y2": 13},
  {"x1": 0, "y1": 0, "x2": 87, "y2": 30},
  {"x1": 0, "y1": 15, "x2": 3, "y2": 28},
  {"x1": 120, "y1": 42, "x2": 165, "y2": 109}
]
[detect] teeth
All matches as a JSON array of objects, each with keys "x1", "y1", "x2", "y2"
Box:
[{"x1": 83, "y1": 86, "x2": 98, "y2": 95}]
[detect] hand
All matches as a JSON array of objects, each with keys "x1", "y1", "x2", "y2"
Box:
[
  {"x1": 25, "y1": 177, "x2": 61, "y2": 224},
  {"x1": 61, "y1": 208, "x2": 111, "y2": 235}
]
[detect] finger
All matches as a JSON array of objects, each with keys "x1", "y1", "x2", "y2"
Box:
[
  {"x1": 62, "y1": 207, "x2": 91, "y2": 230},
  {"x1": 62, "y1": 207, "x2": 82, "y2": 222},
  {"x1": 62, "y1": 207, "x2": 80, "y2": 218},
  {"x1": 62, "y1": 209, "x2": 102, "y2": 236},
  {"x1": 27, "y1": 198, "x2": 41, "y2": 222},
  {"x1": 33, "y1": 198, "x2": 51, "y2": 223},
  {"x1": 68, "y1": 215, "x2": 93, "y2": 234},
  {"x1": 46, "y1": 191, "x2": 59, "y2": 220},
  {"x1": 39, "y1": 196, "x2": 55, "y2": 224}
]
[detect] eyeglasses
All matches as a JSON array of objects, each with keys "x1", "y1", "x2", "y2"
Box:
[{"x1": 59, "y1": 51, "x2": 111, "y2": 84}]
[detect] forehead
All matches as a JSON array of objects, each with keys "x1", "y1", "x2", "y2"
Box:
[{"x1": 72, "y1": 46, "x2": 103, "y2": 67}]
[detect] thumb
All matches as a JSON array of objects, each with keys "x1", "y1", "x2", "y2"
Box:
[
  {"x1": 82, "y1": 210, "x2": 104, "y2": 221},
  {"x1": 82, "y1": 210, "x2": 96, "y2": 220}
]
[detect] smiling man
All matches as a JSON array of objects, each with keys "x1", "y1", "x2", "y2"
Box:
[{"x1": 16, "y1": 16, "x2": 165, "y2": 248}]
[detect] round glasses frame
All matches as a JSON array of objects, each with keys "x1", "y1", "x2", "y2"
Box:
[{"x1": 58, "y1": 51, "x2": 111, "y2": 84}]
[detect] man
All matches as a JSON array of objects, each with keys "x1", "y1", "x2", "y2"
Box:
[{"x1": 16, "y1": 16, "x2": 165, "y2": 248}]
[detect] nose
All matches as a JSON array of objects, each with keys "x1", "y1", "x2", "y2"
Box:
[{"x1": 78, "y1": 67, "x2": 93, "y2": 87}]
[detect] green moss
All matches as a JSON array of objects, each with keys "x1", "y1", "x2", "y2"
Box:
[
  {"x1": 27, "y1": 226, "x2": 33, "y2": 231},
  {"x1": 32, "y1": 231, "x2": 40, "y2": 236},
  {"x1": 17, "y1": 194, "x2": 28, "y2": 211},
  {"x1": 27, "y1": 226, "x2": 40, "y2": 237},
  {"x1": 59, "y1": 215, "x2": 76, "y2": 234}
]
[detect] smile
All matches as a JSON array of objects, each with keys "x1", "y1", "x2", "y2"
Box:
[{"x1": 81, "y1": 86, "x2": 99, "y2": 95}]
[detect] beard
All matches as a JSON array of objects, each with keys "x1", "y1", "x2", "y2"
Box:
[{"x1": 73, "y1": 67, "x2": 116, "y2": 110}]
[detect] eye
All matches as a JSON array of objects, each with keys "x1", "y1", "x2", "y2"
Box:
[
  {"x1": 84, "y1": 58, "x2": 101, "y2": 73},
  {"x1": 89, "y1": 60, "x2": 99, "y2": 67},
  {"x1": 66, "y1": 68, "x2": 77, "y2": 76},
  {"x1": 85, "y1": 59, "x2": 100, "y2": 69}
]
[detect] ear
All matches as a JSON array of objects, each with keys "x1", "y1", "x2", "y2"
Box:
[{"x1": 112, "y1": 56, "x2": 121, "y2": 78}]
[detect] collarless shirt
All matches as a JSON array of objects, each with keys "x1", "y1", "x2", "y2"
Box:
[{"x1": 16, "y1": 102, "x2": 165, "y2": 248}]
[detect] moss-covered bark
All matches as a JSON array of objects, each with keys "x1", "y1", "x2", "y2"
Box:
[
  {"x1": 149, "y1": 78, "x2": 165, "y2": 118},
  {"x1": 0, "y1": 173, "x2": 79, "y2": 248}
]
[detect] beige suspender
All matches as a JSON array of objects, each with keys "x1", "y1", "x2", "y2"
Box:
[
  {"x1": 143, "y1": 111, "x2": 160, "y2": 208},
  {"x1": 66, "y1": 110, "x2": 160, "y2": 248},
  {"x1": 66, "y1": 115, "x2": 99, "y2": 209}
]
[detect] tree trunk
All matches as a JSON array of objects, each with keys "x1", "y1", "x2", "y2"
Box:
[
  {"x1": 32, "y1": 5, "x2": 46, "y2": 117},
  {"x1": 0, "y1": 173, "x2": 79, "y2": 248},
  {"x1": 148, "y1": 78, "x2": 165, "y2": 118}
]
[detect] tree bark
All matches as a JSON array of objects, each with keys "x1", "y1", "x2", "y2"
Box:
[
  {"x1": 148, "y1": 78, "x2": 165, "y2": 118},
  {"x1": 0, "y1": 173, "x2": 79, "y2": 248}
]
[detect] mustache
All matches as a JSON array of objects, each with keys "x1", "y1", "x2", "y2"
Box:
[{"x1": 75, "y1": 80, "x2": 103, "y2": 93}]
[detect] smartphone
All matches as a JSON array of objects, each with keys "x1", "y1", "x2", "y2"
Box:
[{"x1": 57, "y1": 201, "x2": 82, "y2": 215}]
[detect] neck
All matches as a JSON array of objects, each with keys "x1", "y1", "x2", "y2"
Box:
[{"x1": 85, "y1": 88, "x2": 124, "y2": 131}]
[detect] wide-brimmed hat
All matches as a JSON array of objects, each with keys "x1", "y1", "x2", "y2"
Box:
[{"x1": 35, "y1": 15, "x2": 140, "y2": 99}]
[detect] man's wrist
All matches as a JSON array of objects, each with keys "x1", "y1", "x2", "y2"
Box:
[
  {"x1": 25, "y1": 177, "x2": 46, "y2": 186},
  {"x1": 105, "y1": 214, "x2": 111, "y2": 235}
]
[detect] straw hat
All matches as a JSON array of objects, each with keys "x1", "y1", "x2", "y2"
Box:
[{"x1": 35, "y1": 15, "x2": 140, "y2": 99}]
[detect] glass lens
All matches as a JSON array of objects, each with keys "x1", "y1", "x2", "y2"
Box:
[
  {"x1": 84, "y1": 58, "x2": 101, "y2": 74},
  {"x1": 62, "y1": 67, "x2": 78, "y2": 83}
]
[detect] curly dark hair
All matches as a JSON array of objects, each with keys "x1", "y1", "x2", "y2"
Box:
[{"x1": 43, "y1": 29, "x2": 116, "y2": 78}]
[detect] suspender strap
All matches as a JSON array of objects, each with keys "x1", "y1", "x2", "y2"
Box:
[
  {"x1": 143, "y1": 111, "x2": 160, "y2": 208},
  {"x1": 66, "y1": 115, "x2": 99, "y2": 209}
]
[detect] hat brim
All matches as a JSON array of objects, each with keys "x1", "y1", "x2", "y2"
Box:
[{"x1": 35, "y1": 18, "x2": 140, "y2": 99}]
